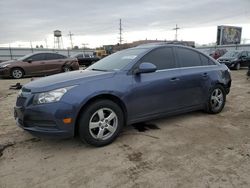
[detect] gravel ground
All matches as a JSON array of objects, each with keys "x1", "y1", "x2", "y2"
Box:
[{"x1": 0, "y1": 70, "x2": 250, "y2": 188}]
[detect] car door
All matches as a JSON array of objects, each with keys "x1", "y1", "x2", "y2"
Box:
[
  {"x1": 23, "y1": 53, "x2": 47, "y2": 75},
  {"x1": 128, "y1": 47, "x2": 184, "y2": 120},
  {"x1": 174, "y1": 47, "x2": 213, "y2": 108},
  {"x1": 44, "y1": 53, "x2": 66, "y2": 74}
]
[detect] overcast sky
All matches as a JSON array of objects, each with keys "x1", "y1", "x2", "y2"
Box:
[{"x1": 0, "y1": 0, "x2": 249, "y2": 48}]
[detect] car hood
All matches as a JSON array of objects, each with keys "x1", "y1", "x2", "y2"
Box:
[
  {"x1": 0, "y1": 60, "x2": 18, "y2": 66},
  {"x1": 218, "y1": 57, "x2": 236, "y2": 61},
  {"x1": 24, "y1": 70, "x2": 116, "y2": 93}
]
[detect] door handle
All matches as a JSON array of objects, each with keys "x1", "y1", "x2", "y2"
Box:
[
  {"x1": 170, "y1": 77, "x2": 179, "y2": 81},
  {"x1": 202, "y1": 73, "x2": 208, "y2": 77}
]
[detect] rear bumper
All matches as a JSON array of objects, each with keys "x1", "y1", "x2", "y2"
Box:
[{"x1": 71, "y1": 62, "x2": 80, "y2": 70}]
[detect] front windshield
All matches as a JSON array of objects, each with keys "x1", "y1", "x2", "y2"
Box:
[
  {"x1": 87, "y1": 48, "x2": 148, "y2": 71},
  {"x1": 18, "y1": 53, "x2": 32, "y2": 61},
  {"x1": 222, "y1": 51, "x2": 240, "y2": 58}
]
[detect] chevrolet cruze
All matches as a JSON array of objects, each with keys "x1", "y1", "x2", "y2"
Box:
[{"x1": 14, "y1": 44, "x2": 231, "y2": 146}]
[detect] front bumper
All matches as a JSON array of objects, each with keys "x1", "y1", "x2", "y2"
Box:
[
  {"x1": 221, "y1": 62, "x2": 237, "y2": 69},
  {"x1": 0, "y1": 68, "x2": 10, "y2": 78},
  {"x1": 14, "y1": 99, "x2": 76, "y2": 138}
]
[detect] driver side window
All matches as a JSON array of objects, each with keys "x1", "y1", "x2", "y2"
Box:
[
  {"x1": 139, "y1": 47, "x2": 176, "y2": 70},
  {"x1": 29, "y1": 54, "x2": 45, "y2": 61}
]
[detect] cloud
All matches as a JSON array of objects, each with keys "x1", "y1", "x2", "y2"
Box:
[{"x1": 0, "y1": 0, "x2": 249, "y2": 45}]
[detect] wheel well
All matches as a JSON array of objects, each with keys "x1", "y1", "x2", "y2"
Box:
[
  {"x1": 10, "y1": 67, "x2": 25, "y2": 76},
  {"x1": 74, "y1": 94, "x2": 127, "y2": 136}
]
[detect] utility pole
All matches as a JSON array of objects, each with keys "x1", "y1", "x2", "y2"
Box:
[
  {"x1": 30, "y1": 41, "x2": 34, "y2": 53},
  {"x1": 9, "y1": 44, "x2": 13, "y2": 60},
  {"x1": 45, "y1": 38, "x2": 48, "y2": 48},
  {"x1": 68, "y1": 31, "x2": 74, "y2": 49},
  {"x1": 172, "y1": 24, "x2": 180, "y2": 41},
  {"x1": 119, "y1": 18, "x2": 123, "y2": 44}
]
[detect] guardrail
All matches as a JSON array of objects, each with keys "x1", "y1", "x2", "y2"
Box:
[
  {"x1": 196, "y1": 44, "x2": 250, "y2": 53},
  {"x1": 0, "y1": 47, "x2": 94, "y2": 62}
]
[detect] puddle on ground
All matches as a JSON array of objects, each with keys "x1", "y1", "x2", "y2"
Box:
[{"x1": 132, "y1": 122, "x2": 160, "y2": 132}]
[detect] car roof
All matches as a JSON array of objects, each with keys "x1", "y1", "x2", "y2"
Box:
[
  {"x1": 136, "y1": 41, "x2": 195, "y2": 48},
  {"x1": 134, "y1": 43, "x2": 197, "y2": 52},
  {"x1": 27, "y1": 52, "x2": 65, "y2": 56}
]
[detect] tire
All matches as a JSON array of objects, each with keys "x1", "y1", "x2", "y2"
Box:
[
  {"x1": 62, "y1": 65, "x2": 71, "y2": 72},
  {"x1": 11, "y1": 68, "x2": 24, "y2": 79},
  {"x1": 235, "y1": 63, "x2": 240, "y2": 70},
  {"x1": 78, "y1": 100, "x2": 124, "y2": 147},
  {"x1": 205, "y1": 85, "x2": 226, "y2": 114}
]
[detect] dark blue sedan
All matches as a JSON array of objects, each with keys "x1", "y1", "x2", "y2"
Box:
[{"x1": 14, "y1": 44, "x2": 231, "y2": 146}]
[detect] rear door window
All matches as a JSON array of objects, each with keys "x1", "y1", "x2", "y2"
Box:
[
  {"x1": 176, "y1": 47, "x2": 202, "y2": 67},
  {"x1": 46, "y1": 53, "x2": 66, "y2": 60},
  {"x1": 140, "y1": 47, "x2": 177, "y2": 70}
]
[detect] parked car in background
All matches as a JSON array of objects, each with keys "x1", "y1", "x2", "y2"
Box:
[
  {"x1": 209, "y1": 49, "x2": 227, "y2": 59},
  {"x1": 72, "y1": 53, "x2": 100, "y2": 66},
  {"x1": 14, "y1": 45, "x2": 231, "y2": 146},
  {"x1": 217, "y1": 50, "x2": 250, "y2": 70},
  {"x1": 0, "y1": 52, "x2": 79, "y2": 78}
]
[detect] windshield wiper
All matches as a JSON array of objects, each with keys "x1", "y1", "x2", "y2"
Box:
[{"x1": 91, "y1": 68, "x2": 108, "y2": 72}]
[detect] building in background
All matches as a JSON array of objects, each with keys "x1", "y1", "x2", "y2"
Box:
[{"x1": 216, "y1": 26, "x2": 242, "y2": 45}]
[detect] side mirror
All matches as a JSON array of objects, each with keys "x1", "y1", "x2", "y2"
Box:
[
  {"x1": 134, "y1": 62, "x2": 157, "y2": 74},
  {"x1": 27, "y1": 59, "x2": 33, "y2": 63}
]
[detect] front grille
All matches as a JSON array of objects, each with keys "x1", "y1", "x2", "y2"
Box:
[
  {"x1": 16, "y1": 97, "x2": 26, "y2": 107},
  {"x1": 24, "y1": 120, "x2": 57, "y2": 128}
]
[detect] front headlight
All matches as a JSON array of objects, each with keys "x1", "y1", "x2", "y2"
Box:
[
  {"x1": 0, "y1": 64, "x2": 10, "y2": 69},
  {"x1": 33, "y1": 86, "x2": 75, "y2": 104}
]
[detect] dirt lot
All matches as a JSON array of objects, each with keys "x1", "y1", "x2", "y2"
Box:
[{"x1": 0, "y1": 70, "x2": 250, "y2": 188}]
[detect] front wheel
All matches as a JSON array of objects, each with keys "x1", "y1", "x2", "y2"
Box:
[
  {"x1": 78, "y1": 100, "x2": 124, "y2": 147},
  {"x1": 235, "y1": 63, "x2": 240, "y2": 70},
  {"x1": 205, "y1": 85, "x2": 226, "y2": 114},
  {"x1": 11, "y1": 68, "x2": 24, "y2": 79}
]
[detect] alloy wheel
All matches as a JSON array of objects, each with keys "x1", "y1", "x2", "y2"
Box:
[
  {"x1": 89, "y1": 108, "x2": 118, "y2": 140},
  {"x1": 12, "y1": 69, "x2": 23, "y2": 78},
  {"x1": 63, "y1": 67, "x2": 71, "y2": 72},
  {"x1": 210, "y1": 88, "x2": 224, "y2": 111},
  {"x1": 236, "y1": 63, "x2": 240, "y2": 70}
]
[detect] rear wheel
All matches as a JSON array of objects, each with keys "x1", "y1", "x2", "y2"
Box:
[
  {"x1": 62, "y1": 66, "x2": 71, "y2": 72},
  {"x1": 206, "y1": 85, "x2": 226, "y2": 114},
  {"x1": 78, "y1": 100, "x2": 124, "y2": 147},
  {"x1": 11, "y1": 68, "x2": 24, "y2": 79}
]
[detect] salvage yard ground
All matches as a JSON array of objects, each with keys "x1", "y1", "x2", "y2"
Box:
[{"x1": 0, "y1": 70, "x2": 250, "y2": 188}]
